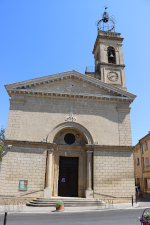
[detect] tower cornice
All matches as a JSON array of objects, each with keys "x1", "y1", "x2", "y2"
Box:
[
  {"x1": 99, "y1": 62, "x2": 125, "y2": 68},
  {"x1": 93, "y1": 34, "x2": 123, "y2": 55}
]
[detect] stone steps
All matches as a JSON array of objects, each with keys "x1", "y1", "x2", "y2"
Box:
[{"x1": 26, "y1": 197, "x2": 104, "y2": 207}]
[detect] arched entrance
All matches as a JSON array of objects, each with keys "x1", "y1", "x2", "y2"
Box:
[
  {"x1": 54, "y1": 127, "x2": 88, "y2": 197},
  {"x1": 44, "y1": 123, "x2": 94, "y2": 198}
]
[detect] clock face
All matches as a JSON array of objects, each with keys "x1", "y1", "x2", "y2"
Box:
[{"x1": 107, "y1": 72, "x2": 118, "y2": 82}]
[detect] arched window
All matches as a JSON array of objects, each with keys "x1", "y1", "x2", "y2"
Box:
[{"x1": 107, "y1": 47, "x2": 116, "y2": 64}]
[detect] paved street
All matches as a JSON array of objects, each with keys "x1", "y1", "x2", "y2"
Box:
[
  {"x1": 0, "y1": 193, "x2": 150, "y2": 225},
  {"x1": 0, "y1": 208, "x2": 145, "y2": 225}
]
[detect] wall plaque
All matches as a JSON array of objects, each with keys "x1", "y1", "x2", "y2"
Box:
[{"x1": 19, "y1": 180, "x2": 28, "y2": 191}]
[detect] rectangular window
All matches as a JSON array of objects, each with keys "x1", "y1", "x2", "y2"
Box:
[
  {"x1": 146, "y1": 157, "x2": 149, "y2": 167},
  {"x1": 144, "y1": 141, "x2": 148, "y2": 150},
  {"x1": 137, "y1": 158, "x2": 140, "y2": 165}
]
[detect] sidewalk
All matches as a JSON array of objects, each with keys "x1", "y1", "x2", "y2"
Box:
[{"x1": 0, "y1": 203, "x2": 139, "y2": 214}]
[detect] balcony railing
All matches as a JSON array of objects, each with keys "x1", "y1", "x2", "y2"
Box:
[
  {"x1": 85, "y1": 66, "x2": 101, "y2": 80},
  {"x1": 85, "y1": 66, "x2": 95, "y2": 73},
  {"x1": 85, "y1": 66, "x2": 101, "y2": 73}
]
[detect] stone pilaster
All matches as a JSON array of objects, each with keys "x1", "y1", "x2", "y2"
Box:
[
  {"x1": 85, "y1": 150, "x2": 93, "y2": 198},
  {"x1": 44, "y1": 148, "x2": 54, "y2": 198}
]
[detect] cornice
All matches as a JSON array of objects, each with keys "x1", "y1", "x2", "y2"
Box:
[
  {"x1": 99, "y1": 36, "x2": 123, "y2": 41},
  {"x1": 86, "y1": 144, "x2": 134, "y2": 151},
  {"x1": 3, "y1": 140, "x2": 134, "y2": 151},
  {"x1": 7, "y1": 89, "x2": 134, "y2": 103},
  {"x1": 3, "y1": 139, "x2": 52, "y2": 148},
  {"x1": 139, "y1": 133, "x2": 150, "y2": 144},
  {"x1": 99, "y1": 62, "x2": 125, "y2": 68},
  {"x1": 5, "y1": 70, "x2": 136, "y2": 101},
  {"x1": 5, "y1": 70, "x2": 83, "y2": 89}
]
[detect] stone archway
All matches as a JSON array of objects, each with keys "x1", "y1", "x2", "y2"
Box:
[
  {"x1": 46, "y1": 121, "x2": 94, "y2": 145},
  {"x1": 44, "y1": 123, "x2": 94, "y2": 198},
  {"x1": 53, "y1": 127, "x2": 88, "y2": 146}
]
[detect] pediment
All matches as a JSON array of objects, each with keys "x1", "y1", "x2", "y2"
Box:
[
  {"x1": 13, "y1": 77, "x2": 122, "y2": 98},
  {"x1": 5, "y1": 70, "x2": 136, "y2": 102}
]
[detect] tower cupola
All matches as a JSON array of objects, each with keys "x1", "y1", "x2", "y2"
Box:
[{"x1": 97, "y1": 7, "x2": 116, "y2": 32}]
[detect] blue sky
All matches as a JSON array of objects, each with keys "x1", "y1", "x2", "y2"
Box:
[{"x1": 0, "y1": 0, "x2": 150, "y2": 145}]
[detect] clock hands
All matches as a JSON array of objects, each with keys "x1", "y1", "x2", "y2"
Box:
[{"x1": 107, "y1": 72, "x2": 118, "y2": 82}]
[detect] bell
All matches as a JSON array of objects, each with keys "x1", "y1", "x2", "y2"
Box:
[{"x1": 109, "y1": 52, "x2": 114, "y2": 58}]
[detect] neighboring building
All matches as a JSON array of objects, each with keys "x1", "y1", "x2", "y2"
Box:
[
  {"x1": 134, "y1": 132, "x2": 150, "y2": 192},
  {"x1": 0, "y1": 9, "x2": 136, "y2": 202}
]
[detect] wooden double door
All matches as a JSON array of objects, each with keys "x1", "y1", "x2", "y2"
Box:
[{"x1": 58, "y1": 157, "x2": 78, "y2": 197}]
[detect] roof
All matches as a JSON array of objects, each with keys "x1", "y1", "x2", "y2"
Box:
[{"x1": 5, "y1": 70, "x2": 136, "y2": 103}]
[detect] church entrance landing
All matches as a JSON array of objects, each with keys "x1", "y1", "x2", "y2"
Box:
[{"x1": 58, "y1": 157, "x2": 78, "y2": 197}]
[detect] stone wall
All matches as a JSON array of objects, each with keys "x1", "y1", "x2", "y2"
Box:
[
  {"x1": 5, "y1": 94, "x2": 132, "y2": 146},
  {"x1": 0, "y1": 144, "x2": 47, "y2": 197},
  {"x1": 0, "y1": 161, "x2": 6, "y2": 196},
  {"x1": 0, "y1": 162, "x2": 1, "y2": 193},
  {"x1": 93, "y1": 148, "x2": 135, "y2": 200},
  {"x1": 117, "y1": 107, "x2": 132, "y2": 146}
]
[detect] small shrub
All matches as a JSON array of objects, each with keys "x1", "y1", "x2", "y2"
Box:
[{"x1": 54, "y1": 201, "x2": 64, "y2": 208}]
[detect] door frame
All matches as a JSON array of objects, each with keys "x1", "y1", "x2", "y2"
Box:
[
  {"x1": 58, "y1": 156, "x2": 79, "y2": 197},
  {"x1": 53, "y1": 146, "x2": 86, "y2": 197}
]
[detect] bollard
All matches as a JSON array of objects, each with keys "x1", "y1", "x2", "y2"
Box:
[
  {"x1": 132, "y1": 195, "x2": 133, "y2": 207},
  {"x1": 3, "y1": 212, "x2": 7, "y2": 225}
]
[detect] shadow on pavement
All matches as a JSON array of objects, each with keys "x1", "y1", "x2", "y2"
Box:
[{"x1": 136, "y1": 192, "x2": 150, "y2": 203}]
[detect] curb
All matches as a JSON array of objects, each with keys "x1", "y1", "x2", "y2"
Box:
[{"x1": 0, "y1": 204, "x2": 140, "y2": 215}]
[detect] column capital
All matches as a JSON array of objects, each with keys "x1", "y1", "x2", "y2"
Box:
[
  {"x1": 86, "y1": 150, "x2": 93, "y2": 154},
  {"x1": 48, "y1": 148, "x2": 54, "y2": 153}
]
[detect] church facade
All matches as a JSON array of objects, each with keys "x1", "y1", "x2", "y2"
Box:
[{"x1": 0, "y1": 10, "x2": 136, "y2": 202}]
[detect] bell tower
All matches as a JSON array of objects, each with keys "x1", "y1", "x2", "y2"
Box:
[{"x1": 85, "y1": 8, "x2": 126, "y2": 90}]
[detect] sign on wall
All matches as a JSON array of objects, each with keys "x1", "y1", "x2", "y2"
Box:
[
  {"x1": 19, "y1": 180, "x2": 28, "y2": 191},
  {"x1": 61, "y1": 178, "x2": 65, "y2": 182}
]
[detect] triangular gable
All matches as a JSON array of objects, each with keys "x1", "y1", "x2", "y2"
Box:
[
  {"x1": 5, "y1": 70, "x2": 136, "y2": 102},
  {"x1": 13, "y1": 77, "x2": 123, "y2": 98}
]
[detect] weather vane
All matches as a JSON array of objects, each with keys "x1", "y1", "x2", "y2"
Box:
[
  {"x1": 104, "y1": 5, "x2": 108, "y2": 10},
  {"x1": 96, "y1": 6, "x2": 116, "y2": 32}
]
